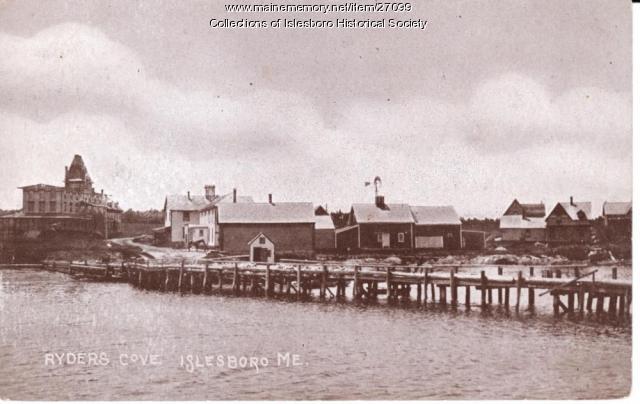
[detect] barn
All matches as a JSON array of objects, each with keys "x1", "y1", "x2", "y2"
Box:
[
  {"x1": 410, "y1": 205, "x2": 461, "y2": 250},
  {"x1": 545, "y1": 197, "x2": 592, "y2": 244},
  {"x1": 336, "y1": 196, "x2": 414, "y2": 251},
  {"x1": 499, "y1": 199, "x2": 547, "y2": 243},
  {"x1": 314, "y1": 214, "x2": 336, "y2": 251},
  {"x1": 602, "y1": 201, "x2": 632, "y2": 241},
  {"x1": 217, "y1": 202, "x2": 315, "y2": 258}
]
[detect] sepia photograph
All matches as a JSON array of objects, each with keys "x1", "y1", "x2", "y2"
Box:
[{"x1": 0, "y1": 0, "x2": 634, "y2": 400}]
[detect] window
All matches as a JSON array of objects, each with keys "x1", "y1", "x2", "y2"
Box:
[
  {"x1": 27, "y1": 201, "x2": 35, "y2": 212},
  {"x1": 377, "y1": 233, "x2": 383, "y2": 243},
  {"x1": 50, "y1": 201, "x2": 56, "y2": 212},
  {"x1": 398, "y1": 232, "x2": 405, "y2": 243},
  {"x1": 199, "y1": 229, "x2": 204, "y2": 237},
  {"x1": 39, "y1": 201, "x2": 45, "y2": 213},
  {"x1": 259, "y1": 236, "x2": 266, "y2": 245},
  {"x1": 183, "y1": 212, "x2": 190, "y2": 222}
]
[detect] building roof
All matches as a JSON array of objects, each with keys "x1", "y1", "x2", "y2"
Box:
[
  {"x1": 18, "y1": 183, "x2": 64, "y2": 191},
  {"x1": 603, "y1": 201, "x2": 632, "y2": 216},
  {"x1": 352, "y1": 203, "x2": 414, "y2": 224},
  {"x1": 66, "y1": 154, "x2": 92, "y2": 182},
  {"x1": 547, "y1": 202, "x2": 592, "y2": 221},
  {"x1": 410, "y1": 205, "x2": 461, "y2": 225},
  {"x1": 164, "y1": 194, "x2": 210, "y2": 211},
  {"x1": 503, "y1": 199, "x2": 545, "y2": 217},
  {"x1": 314, "y1": 214, "x2": 335, "y2": 230},
  {"x1": 201, "y1": 192, "x2": 254, "y2": 210},
  {"x1": 218, "y1": 202, "x2": 315, "y2": 224},
  {"x1": 499, "y1": 215, "x2": 546, "y2": 229}
]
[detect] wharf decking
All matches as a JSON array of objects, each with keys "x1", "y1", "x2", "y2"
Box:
[{"x1": 34, "y1": 259, "x2": 632, "y2": 322}]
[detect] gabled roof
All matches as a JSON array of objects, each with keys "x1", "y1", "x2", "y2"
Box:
[
  {"x1": 503, "y1": 199, "x2": 545, "y2": 217},
  {"x1": 314, "y1": 214, "x2": 335, "y2": 230},
  {"x1": 164, "y1": 194, "x2": 210, "y2": 211},
  {"x1": 201, "y1": 192, "x2": 254, "y2": 210},
  {"x1": 410, "y1": 205, "x2": 461, "y2": 225},
  {"x1": 499, "y1": 215, "x2": 546, "y2": 229},
  {"x1": 547, "y1": 202, "x2": 592, "y2": 221},
  {"x1": 218, "y1": 202, "x2": 315, "y2": 224},
  {"x1": 352, "y1": 203, "x2": 414, "y2": 224},
  {"x1": 247, "y1": 232, "x2": 274, "y2": 245},
  {"x1": 603, "y1": 201, "x2": 632, "y2": 216}
]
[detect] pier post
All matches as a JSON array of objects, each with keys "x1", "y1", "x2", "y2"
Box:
[
  {"x1": 516, "y1": 271, "x2": 523, "y2": 312},
  {"x1": 320, "y1": 265, "x2": 327, "y2": 298},
  {"x1": 439, "y1": 286, "x2": 446, "y2": 305},
  {"x1": 587, "y1": 291, "x2": 593, "y2": 312},
  {"x1": 233, "y1": 263, "x2": 239, "y2": 295},
  {"x1": 528, "y1": 267, "x2": 535, "y2": 310},
  {"x1": 423, "y1": 269, "x2": 429, "y2": 304},
  {"x1": 353, "y1": 266, "x2": 361, "y2": 301},
  {"x1": 164, "y1": 268, "x2": 170, "y2": 292},
  {"x1": 578, "y1": 283, "x2": 585, "y2": 316},
  {"x1": 265, "y1": 265, "x2": 271, "y2": 298},
  {"x1": 450, "y1": 268, "x2": 457, "y2": 305},
  {"x1": 296, "y1": 265, "x2": 302, "y2": 300},
  {"x1": 498, "y1": 287, "x2": 503, "y2": 304},
  {"x1": 430, "y1": 269, "x2": 436, "y2": 303},
  {"x1": 203, "y1": 263, "x2": 209, "y2": 293},
  {"x1": 218, "y1": 268, "x2": 224, "y2": 291},
  {"x1": 487, "y1": 288, "x2": 493, "y2": 304},
  {"x1": 386, "y1": 267, "x2": 392, "y2": 301},
  {"x1": 596, "y1": 293, "x2": 604, "y2": 317},
  {"x1": 618, "y1": 293, "x2": 626, "y2": 319},
  {"x1": 480, "y1": 270, "x2": 487, "y2": 308},
  {"x1": 608, "y1": 294, "x2": 617, "y2": 319},
  {"x1": 138, "y1": 268, "x2": 144, "y2": 289},
  {"x1": 567, "y1": 292, "x2": 575, "y2": 314},
  {"x1": 465, "y1": 286, "x2": 470, "y2": 308},
  {"x1": 612, "y1": 267, "x2": 617, "y2": 280},
  {"x1": 504, "y1": 286, "x2": 510, "y2": 310},
  {"x1": 178, "y1": 261, "x2": 184, "y2": 293},
  {"x1": 574, "y1": 267, "x2": 580, "y2": 278},
  {"x1": 553, "y1": 292, "x2": 560, "y2": 316}
]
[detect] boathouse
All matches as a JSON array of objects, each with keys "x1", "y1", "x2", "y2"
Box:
[
  {"x1": 217, "y1": 201, "x2": 315, "y2": 258},
  {"x1": 545, "y1": 197, "x2": 592, "y2": 244},
  {"x1": 499, "y1": 199, "x2": 546, "y2": 242},
  {"x1": 602, "y1": 201, "x2": 632, "y2": 241},
  {"x1": 336, "y1": 196, "x2": 414, "y2": 251},
  {"x1": 410, "y1": 205, "x2": 461, "y2": 249}
]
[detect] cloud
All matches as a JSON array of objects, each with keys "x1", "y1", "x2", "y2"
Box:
[{"x1": 0, "y1": 23, "x2": 632, "y2": 217}]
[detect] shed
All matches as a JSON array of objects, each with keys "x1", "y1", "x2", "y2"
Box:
[
  {"x1": 248, "y1": 233, "x2": 275, "y2": 263},
  {"x1": 410, "y1": 205, "x2": 461, "y2": 249},
  {"x1": 314, "y1": 214, "x2": 336, "y2": 251}
]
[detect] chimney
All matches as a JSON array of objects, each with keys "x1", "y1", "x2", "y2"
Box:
[
  {"x1": 375, "y1": 195, "x2": 385, "y2": 208},
  {"x1": 101, "y1": 189, "x2": 104, "y2": 195},
  {"x1": 233, "y1": 188, "x2": 237, "y2": 203},
  {"x1": 204, "y1": 185, "x2": 216, "y2": 202},
  {"x1": 268, "y1": 194, "x2": 273, "y2": 204},
  {"x1": 64, "y1": 166, "x2": 68, "y2": 180},
  {"x1": 187, "y1": 191, "x2": 191, "y2": 201},
  {"x1": 570, "y1": 196, "x2": 574, "y2": 206}
]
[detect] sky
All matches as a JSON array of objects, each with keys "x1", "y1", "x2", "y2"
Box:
[{"x1": 0, "y1": 0, "x2": 632, "y2": 217}]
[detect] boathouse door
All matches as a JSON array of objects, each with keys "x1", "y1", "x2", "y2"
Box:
[{"x1": 248, "y1": 233, "x2": 275, "y2": 263}]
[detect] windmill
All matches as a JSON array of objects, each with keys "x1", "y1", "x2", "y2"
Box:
[{"x1": 364, "y1": 176, "x2": 382, "y2": 197}]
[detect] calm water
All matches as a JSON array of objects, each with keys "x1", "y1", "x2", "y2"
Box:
[{"x1": 0, "y1": 268, "x2": 631, "y2": 400}]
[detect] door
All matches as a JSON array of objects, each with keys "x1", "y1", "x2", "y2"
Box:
[
  {"x1": 253, "y1": 247, "x2": 266, "y2": 262},
  {"x1": 381, "y1": 232, "x2": 391, "y2": 248}
]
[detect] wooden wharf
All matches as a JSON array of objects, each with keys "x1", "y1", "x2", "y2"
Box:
[{"x1": 30, "y1": 260, "x2": 633, "y2": 322}]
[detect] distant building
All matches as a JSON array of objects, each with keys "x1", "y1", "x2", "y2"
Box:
[
  {"x1": 499, "y1": 199, "x2": 546, "y2": 242},
  {"x1": 336, "y1": 196, "x2": 414, "y2": 250},
  {"x1": 0, "y1": 154, "x2": 122, "y2": 246},
  {"x1": 602, "y1": 201, "x2": 632, "y2": 240},
  {"x1": 162, "y1": 186, "x2": 252, "y2": 246},
  {"x1": 217, "y1": 201, "x2": 315, "y2": 258},
  {"x1": 545, "y1": 197, "x2": 592, "y2": 244},
  {"x1": 411, "y1": 205, "x2": 461, "y2": 249},
  {"x1": 314, "y1": 213, "x2": 336, "y2": 251}
]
